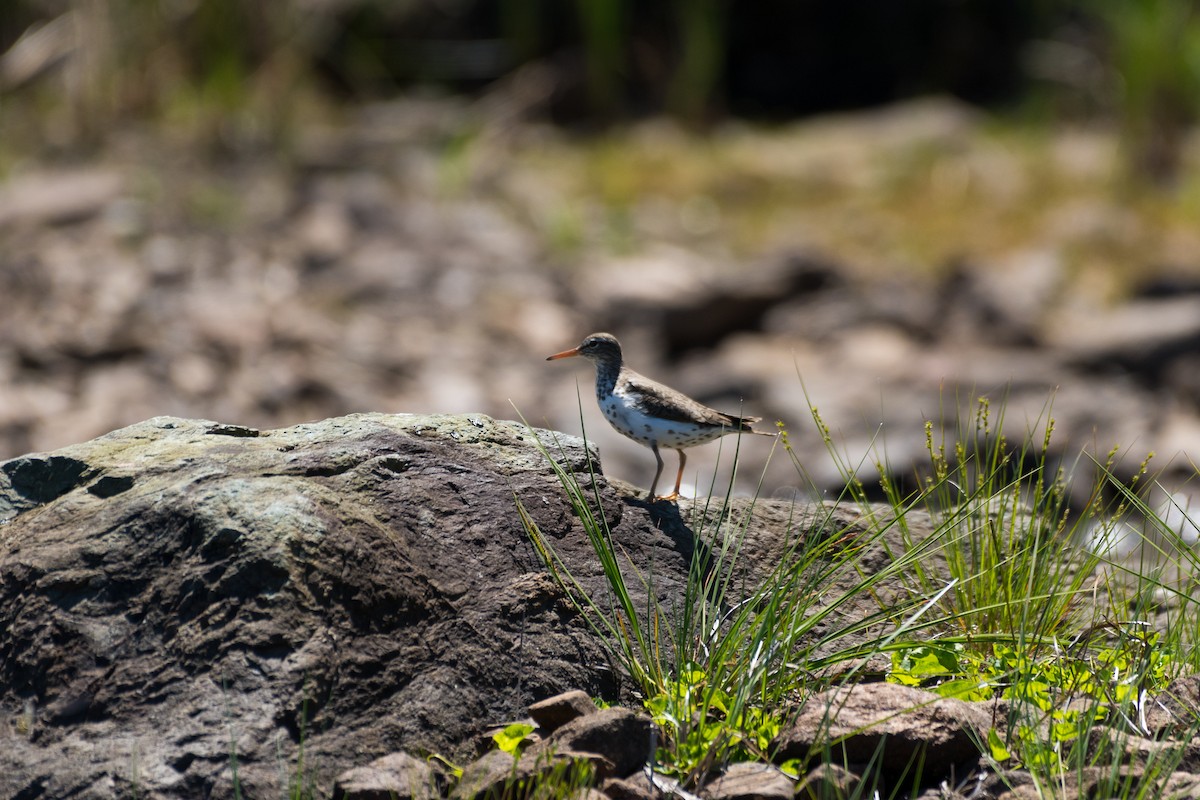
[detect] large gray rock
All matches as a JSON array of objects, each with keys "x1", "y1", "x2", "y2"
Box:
[
  {"x1": 0, "y1": 413, "x2": 622, "y2": 798},
  {"x1": 0, "y1": 412, "x2": 932, "y2": 798}
]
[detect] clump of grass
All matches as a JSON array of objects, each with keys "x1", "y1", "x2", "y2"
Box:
[
  {"x1": 518, "y1": 381, "x2": 1200, "y2": 796},
  {"x1": 879, "y1": 396, "x2": 1105, "y2": 642},
  {"x1": 848, "y1": 391, "x2": 1200, "y2": 788},
  {"x1": 518, "y1": 405, "x2": 974, "y2": 786}
]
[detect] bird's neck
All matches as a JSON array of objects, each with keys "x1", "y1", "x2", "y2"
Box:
[{"x1": 593, "y1": 359, "x2": 621, "y2": 400}]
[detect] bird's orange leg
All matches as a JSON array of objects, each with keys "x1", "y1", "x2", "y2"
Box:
[{"x1": 655, "y1": 449, "x2": 686, "y2": 502}]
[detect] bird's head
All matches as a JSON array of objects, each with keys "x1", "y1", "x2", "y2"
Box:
[{"x1": 546, "y1": 332, "x2": 622, "y2": 365}]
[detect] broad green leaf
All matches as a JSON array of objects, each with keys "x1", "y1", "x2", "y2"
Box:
[
  {"x1": 987, "y1": 728, "x2": 1012, "y2": 762},
  {"x1": 493, "y1": 722, "x2": 535, "y2": 755}
]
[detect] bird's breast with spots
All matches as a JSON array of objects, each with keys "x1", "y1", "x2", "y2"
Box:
[{"x1": 600, "y1": 394, "x2": 720, "y2": 448}]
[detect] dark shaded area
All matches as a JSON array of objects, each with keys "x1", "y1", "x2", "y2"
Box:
[
  {"x1": 2, "y1": 456, "x2": 94, "y2": 504},
  {"x1": 311, "y1": 0, "x2": 1049, "y2": 118},
  {"x1": 0, "y1": 0, "x2": 1080, "y2": 124},
  {"x1": 85, "y1": 475, "x2": 134, "y2": 498},
  {"x1": 722, "y1": 0, "x2": 1038, "y2": 116}
]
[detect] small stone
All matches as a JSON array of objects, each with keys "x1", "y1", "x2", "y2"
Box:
[
  {"x1": 996, "y1": 786, "x2": 1043, "y2": 800},
  {"x1": 1144, "y1": 674, "x2": 1200, "y2": 737},
  {"x1": 772, "y1": 684, "x2": 990, "y2": 779},
  {"x1": 529, "y1": 690, "x2": 599, "y2": 733},
  {"x1": 333, "y1": 752, "x2": 446, "y2": 800},
  {"x1": 453, "y1": 746, "x2": 606, "y2": 800},
  {"x1": 574, "y1": 790, "x2": 614, "y2": 800},
  {"x1": 0, "y1": 169, "x2": 123, "y2": 227},
  {"x1": 795, "y1": 764, "x2": 861, "y2": 800},
  {"x1": 452, "y1": 749, "x2": 530, "y2": 800},
  {"x1": 601, "y1": 772, "x2": 657, "y2": 800},
  {"x1": 546, "y1": 707, "x2": 653, "y2": 779},
  {"x1": 701, "y1": 762, "x2": 793, "y2": 800},
  {"x1": 1163, "y1": 771, "x2": 1200, "y2": 799}
]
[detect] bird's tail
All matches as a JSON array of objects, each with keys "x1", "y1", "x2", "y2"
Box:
[{"x1": 728, "y1": 415, "x2": 779, "y2": 436}]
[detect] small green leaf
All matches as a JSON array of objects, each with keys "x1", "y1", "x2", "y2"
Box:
[
  {"x1": 493, "y1": 723, "x2": 535, "y2": 755},
  {"x1": 888, "y1": 670, "x2": 923, "y2": 687},
  {"x1": 1051, "y1": 717, "x2": 1082, "y2": 743},
  {"x1": 427, "y1": 753, "x2": 463, "y2": 779},
  {"x1": 987, "y1": 728, "x2": 1011, "y2": 762},
  {"x1": 935, "y1": 678, "x2": 992, "y2": 702}
]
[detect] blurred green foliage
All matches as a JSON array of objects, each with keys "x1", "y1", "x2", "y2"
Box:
[
  {"x1": 1094, "y1": 0, "x2": 1200, "y2": 185},
  {"x1": 1, "y1": 0, "x2": 1199, "y2": 184}
]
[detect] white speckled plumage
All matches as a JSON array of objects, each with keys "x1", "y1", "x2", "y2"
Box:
[{"x1": 547, "y1": 332, "x2": 772, "y2": 501}]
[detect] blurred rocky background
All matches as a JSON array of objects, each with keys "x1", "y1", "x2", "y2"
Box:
[{"x1": 2, "y1": 0, "x2": 1200, "y2": 514}]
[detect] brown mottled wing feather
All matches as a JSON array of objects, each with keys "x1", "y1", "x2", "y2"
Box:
[{"x1": 621, "y1": 370, "x2": 761, "y2": 430}]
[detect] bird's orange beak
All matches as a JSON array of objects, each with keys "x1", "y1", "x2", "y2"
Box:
[{"x1": 546, "y1": 347, "x2": 580, "y2": 361}]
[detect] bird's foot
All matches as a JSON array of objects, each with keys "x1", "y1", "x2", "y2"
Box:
[{"x1": 652, "y1": 492, "x2": 682, "y2": 502}]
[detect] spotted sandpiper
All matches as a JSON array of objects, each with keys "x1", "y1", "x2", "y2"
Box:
[{"x1": 547, "y1": 332, "x2": 773, "y2": 501}]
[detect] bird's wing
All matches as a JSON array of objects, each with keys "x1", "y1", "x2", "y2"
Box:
[{"x1": 622, "y1": 371, "x2": 760, "y2": 429}]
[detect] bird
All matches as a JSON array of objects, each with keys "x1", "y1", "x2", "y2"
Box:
[{"x1": 546, "y1": 332, "x2": 773, "y2": 501}]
